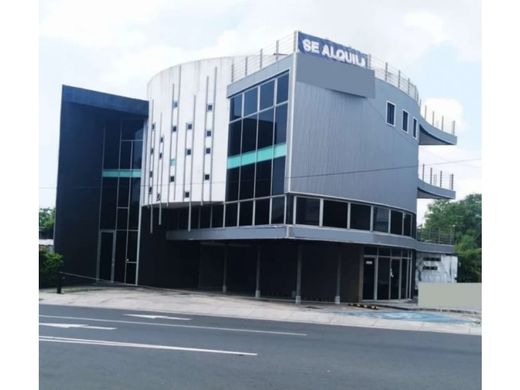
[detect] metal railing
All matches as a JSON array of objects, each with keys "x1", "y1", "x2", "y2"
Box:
[
  {"x1": 230, "y1": 31, "x2": 456, "y2": 136},
  {"x1": 416, "y1": 227, "x2": 455, "y2": 245},
  {"x1": 419, "y1": 164, "x2": 454, "y2": 191}
]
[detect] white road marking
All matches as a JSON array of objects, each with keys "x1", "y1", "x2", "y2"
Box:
[
  {"x1": 125, "y1": 314, "x2": 191, "y2": 321},
  {"x1": 39, "y1": 323, "x2": 116, "y2": 330},
  {"x1": 39, "y1": 336, "x2": 257, "y2": 356},
  {"x1": 39, "y1": 314, "x2": 307, "y2": 336}
]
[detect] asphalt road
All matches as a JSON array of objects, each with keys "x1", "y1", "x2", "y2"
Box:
[{"x1": 39, "y1": 304, "x2": 481, "y2": 390}]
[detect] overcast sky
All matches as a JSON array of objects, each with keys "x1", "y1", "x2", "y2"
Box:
[{"x1": 39, "y1": 0, "x2": 481, "y2": 223}]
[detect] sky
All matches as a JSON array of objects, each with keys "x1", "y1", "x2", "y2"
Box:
[{"x1": 39, "y1": 0, "x2": 481, "y2": 223}]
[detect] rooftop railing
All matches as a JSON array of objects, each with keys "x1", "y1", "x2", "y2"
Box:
[
  {"x1": 419, "y1": 164, "x2": 455, "y2": 191},
  {"x1": 416, "y1": 227, "x2": 455, "y2": 245},
  {"x1": 230, "y1": 31, "x2": 456, "y2": 135}
]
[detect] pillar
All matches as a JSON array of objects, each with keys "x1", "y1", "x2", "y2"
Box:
[
  {"x1": 255, "y1": 245, "x2": 261, "y2": 299},
  {"x1": 222, "y1": 244, "x2": 228, "y2": 294},
  {"x1": 335, "y1": 248, "x2": 342, "y2": 304},
  {"x1": 295, "y1": 243, "x2": 302, "y2": 304}
]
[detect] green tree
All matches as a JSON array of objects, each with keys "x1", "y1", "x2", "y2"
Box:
[
  {"x1": 39, "y1": 207, "x2": 55, "y2": 239},
  {"x1": 422, "y1": 193, "x2": 482, "y2": 282}
]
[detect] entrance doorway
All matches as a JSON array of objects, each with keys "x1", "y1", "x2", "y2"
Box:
[
  {"x1": 362, "y1": 257, "x2": 376, "y2": 300},
  {"x1": 390, "y1": 259, "x2": 401, "y2": 299}
]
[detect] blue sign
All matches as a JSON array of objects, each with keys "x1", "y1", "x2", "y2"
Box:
[{"x1": 297, "y1": 32, "x2": 368, "y2": 68}]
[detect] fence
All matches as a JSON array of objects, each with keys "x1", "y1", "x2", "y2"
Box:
[
  {"x1": 416, "y1": 227, "x2": 455, "y2": 245},
  {"x1": 419, "y1": 164, "x2": 454, "y2": 191}
]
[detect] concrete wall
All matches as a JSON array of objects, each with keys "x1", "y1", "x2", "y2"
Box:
[{"x1": 418, "y1": 283, "x2": 481, "y2": 310}]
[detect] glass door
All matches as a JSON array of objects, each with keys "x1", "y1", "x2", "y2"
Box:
[
  {"x1": 98, "y1": 231, "x2": 115, "y2": 281},
  {"x1": 363, "y1": 257, "x2": 376, "y2": 300},
  {"x1": 390, "y1": 259, "x2": 401, "y2": 299}
]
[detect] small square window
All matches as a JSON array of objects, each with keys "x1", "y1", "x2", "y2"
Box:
[
  {"x1": 150, "y1": 147, "x2": 154, "y2": 155},
  {"x1": 205, "y1": 147, "x2": 211, "y2": 154},
  {"x1": 184, "y1": 191, "x2": 190, "y2": 198},
  {"x1": 204, "y1": 174, "x2": 210, "y2": 180},
  {"x1": 412, "y1": 118, "x2": 418, "y2": 139},
  {"x1": 148, "y1": 186, "x2": 152, "y2": 194},
  {"x1": 149, "y1": 171, "x2": 153, "y2": 178},
  {"x1": 170, "y1": 175, "x2": 175, "y2": 182},
  {"x1": 206, "y1": 130, "x2": 212, "y2": 137},
  {"x1": 156, "y1": 193, "x2": 161, "y2": 201},
  {"x1": 159, "y1": 152, "x2": 163, "y2": 159},
  {"x1": 173, "y1": 101, "x2": 178, "y2": 108},
  {"x1": 151, "y1": 123, "x2": 156, "y2": 130},
  {"x1": 172, "y1": 125, "x2": 177, "y2": 132},
  {"x1": 160, "y1": 136, "x2": 164, "y2": 143},
  {"x1": 186, "y1": 123, "x2": 193, "y2": 130},
  {"x1": 402, "y1": 110, "x2": 409, "y2": 132},
  {"x1": 186, "y1": 149, "x2": 192, "y2": 156},
  {"x1": 207, "y1": 104, "x2": 213, "y2": 112}
]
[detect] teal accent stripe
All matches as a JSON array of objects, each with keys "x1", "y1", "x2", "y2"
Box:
[
  {"x1": 170, "y1": 158, "x2": 176, "y2": 166},
  {"x1": 102, "y1": 169, "x2": 141, "y2": 178},
  {"x1": 227, "y1": 143, "x2": 286, "y2": 169}
]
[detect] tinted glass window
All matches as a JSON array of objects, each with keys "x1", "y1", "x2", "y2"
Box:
[
  {"x1": 132, "y1": 141, "x2": 142, "y2": 169},
  {"x1": 244, "y1": 88, "x2": 258, "y2": 116},
  {"x1": 255, "y1": 198, "x2": 270, "y2": 225},
  {"x1": 120, "y1": 141, "x2": 132, "y2": 169},
  {"x1": 178, "y1": 208, "x2": 189, "y2": 229},
  {"x1": 225, "y1": 203, "x2": 238, "y2": 227},
  {"x1": 386, "y1": 102, "x2": 395, "y2": 125},
  {"x1": 122, "y1": 119, "x2": 143, "y2": 140},
  {"x1": 274, "y1": 103, "x2": 287, "y2": 144},
  {"x1": 272, "y1": 157, "x2": 285, "y2": 195},
  {"x1": 200, "y1": 205, "x2": 211, "y2": 229},
  {"x1": 228, "y1": 120, "x2": 242, "y2": 156},
  {"x1": 103, "y1": 120, "x2": 120, "y2": 169},
  {"x1": 403, "y1": 214, "x2": 412, "y2": 236},
  {"x1": 364, "y1": 247, "x2": 377, "y2": 255},
  {"x1": 350, "y1": 203, "x2": 371, "y2": 230},
  {"x1": 255, "y1": 160, "x2": 271, "y2": 198},
  {"x1": 271, "y1": 196, "x2": 285, "y2": 224},
  {"x1": 277, "y1": 73, "x2": 289, "y2": 103},
  {"x1": 226, "y1": 168, "x2": 239, "y2": 201},
  {"x1": 230, "y1": 94, "x2": 242, "y2": 121},
  {"x1": 258, "y1": 108, "x2": 274, "y2": 149},
  {"x1": 377, "y1": 257, "x2": 390, "y2": 299},
  {"x1": 239, "y1": 163, "x2": 255, "y2": 200},
  {"x1": 241, "y1": 115, "x2": 257, "y2": 153},
  {"x1": 373, "y1": 207, "x2": 389, "y2": 232},
  {"x1": 100, "y1": 178, "x2": 117, "y2": 229},
  {"x1": 260, "y1": 80, "x2": 275, "y2": 110},
  {"x1": 190, "y1": 206, "x2": 200, "y2": 229},
  {"x1": 323, "y1": 200, "x2": 348, "y2": 228},
  {"x1": 211, "y1": 204, "x2": 224, "y2": 228},
  {"x1": 391, "y1": 210, "x2": 403, "y2": 235},
  {"x1": 296, "y1": 197, "x2": 320, "y2": 226},
  {"x1": 117, "y1": 178, "x2": 130, "y2": 207},
  {"x1": 413, "y1": 118, "x2": 418, "y2": 138},
  {"x1": 239, "y1": 201, "x2": 253, "y2": 226},
  {"x1": 402, "y1": 110, "x2": 409, "y2": 132}
]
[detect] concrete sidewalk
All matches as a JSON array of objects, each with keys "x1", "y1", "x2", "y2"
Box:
[{"x1": 39, "y1": 286, "x2": 481, "y2": 336}]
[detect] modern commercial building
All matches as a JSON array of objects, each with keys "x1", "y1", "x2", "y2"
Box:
[{"x1": 55, "y1": 32, "x2": 458, "y2": 303}]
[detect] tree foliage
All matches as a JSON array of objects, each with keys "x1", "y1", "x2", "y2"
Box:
[
  {"x1": 39, "y1": 248, "x2": 63, "y2": 288},
  {"x1": 422, "y1": 193, "x2": 481, "y2": 282},
  {"x1": 39, "y1": 207, "x2": 55, "y2": 239}
]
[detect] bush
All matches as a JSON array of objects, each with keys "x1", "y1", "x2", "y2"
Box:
[{"x1": 39, "y1": 248, "x2": 63, "y2": 288}]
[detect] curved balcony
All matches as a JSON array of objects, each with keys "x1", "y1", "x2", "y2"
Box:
[
  {"x1": 418, "y1": 106, "x2": 457, "y2": 146},
  {"x1": 417, "y1": 166, "x2": 455, "y2": 199}
]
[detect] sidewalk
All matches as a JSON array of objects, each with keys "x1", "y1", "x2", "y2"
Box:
[{"x1": 39, "y1": 286, "x2": 481, "y2": 336}]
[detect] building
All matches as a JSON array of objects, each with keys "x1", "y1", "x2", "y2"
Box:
[{"x1": 54, "y1": 31, "x2": 458, "y2": 303}]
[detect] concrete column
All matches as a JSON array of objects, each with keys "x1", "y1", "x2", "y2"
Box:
[
  {"x1": 335, "y1": 248, "x2": 342, "y2": 304},
  {"x1": 255, "y1": 245, "x2": 261, "y2": 299},
  {"x1": 295, "y1": 243, "x2": 302, "y2": 304},
  {"x1": 222, "y1": 244, "x2": 228, "y2": 294}
]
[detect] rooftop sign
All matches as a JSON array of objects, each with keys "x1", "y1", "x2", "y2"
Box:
[{"x1": 297, "y1": 32, "x2": 368, "y2": 69}]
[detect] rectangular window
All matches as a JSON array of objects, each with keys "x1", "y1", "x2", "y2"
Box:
[
  {"x1": 230, "y1": 94, "x2": 242, "y2": 121},
  {"x1": 211, "y1": 204, "x2": 224, "y2": 228},
  {"x1": 274, "y1": 103, "x2": 288, "y2": 144},
  {"x1": 172, "y1": 125, "x2": 177, "y2": 132},
  {"x1": 271, "y1": 196, "x2": 285, "y2": 224},
  {"x1": 173, "y1": 101, "x2": 178, "y2": 108},
  {"x1": 170, "y1": 175, "x2": 175, "y2": 182},
  {"x1": 390, "y1": 210, "x2": 403, "y2": 235},
  {"x1": 241, "y1": 114, "x2": 257, "y2": 153},
  {"x1": 257, "y1": 108, "x2": 274, "y2": 149},
  {"x1": 412, "y1": 118, "x2": 418, "y2": 139},
  {"x1": 225, "y1": 203, "x2": 238, "y2": 227},
  {"x1": 151, "y1": 123, "x2": 156, "y2": 130},
  {"x1": 184, "y1": 191, "x2": 190, "y2": 198},
  {"x1": 244, "y1": 88, "x2": 258, "y2": 116},
  {"x1": 226, "y1": 168, "x2": 240, "y2": 201},
  {"x1": 160, "y1": 136, "x2": 164, "y2": 143},
  {"x1": 239, "y1": 201, "x2": 253, "y2": 226},
  {"x1": 159, "y1": 152, "x2": 163, "y2": 159},
  {"x1": 207, "y1": 104, "x2": 213, "y2": 112},
  {"x1": 260, "y1": 80, "x2": 275, "y2": 110},
  {"x1": 186, "y1": 149, "x2": 191, "y2": 156},
  {"x1": 255, "y1": 160, "x2": 271, "y2": 198},
  {"x1": 204, "y1": 174, "x2": 210, "y2": 181},
  {"x1": 386, "y1": 102, "x2": 396, "y2": 126},
  {"x1": 350, "y1": 203, "x2": 371, "y2": 230},
  {"x1": 323, "y1": 200, "x2": 348, "y2": 228},
  {"x1": 277, "y1": 73, "x2": 289, "y2": 103},
  {"x1": 200, "y1": 205, "x2": 211, "y2": 229},
  {"x1": 239, "y1": 163, "x2": 255, "y2": 200},
  {"x1": 205, "y1": 147, "x2": 211, "y2": 154},
  {"x1": 254, "y1": 198, "x2": 270, "y2": 225},
  {"x1": 186, "y1": 123, "x2": 193, "y2": 130},
  {"x1": 402, "y1": 110, "x2": 409, "y2": 132},
  {"x1": 228, "y1": 120, "x2": 242, "y2": 156},
  {"x1": 403, "y1": 213, "x2": 412, "y2": 236},
  {"x1": 373, "y1": 207, "x2": 389, "y2": 232},
  {"x1": 271, "y1": 156, "x2": 285, "y2": 195},
  {"x1": 190, "y1": 206, "x2": 200, "y2": 229},
  {"x1": 179, "y1": 208, "x2": 188, "y2": 229},
  {"x1": 296, "y1": 197, "x2": 320, "y2": 226},
  {"x1": 206, "y1": 130, "x2": 212, "y2": 137}
]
